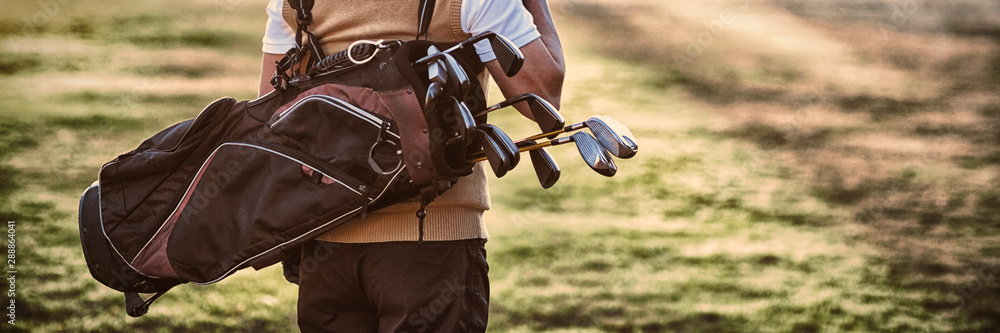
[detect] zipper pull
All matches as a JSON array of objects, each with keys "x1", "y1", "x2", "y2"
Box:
[
  {"x1": 359, "y1": 185, "x2": 370, "y2": 220},
  {"x1": 416, "y1": 206, "x2": 426, "y2": 248}
]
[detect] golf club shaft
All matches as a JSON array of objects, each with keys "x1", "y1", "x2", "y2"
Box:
[
  {"x1": 518, "y1": 122, "x2": 587, "y2": 143},
  {"x1": 467, "y1": 139, "x2": 557, "y2": 163},
  {"x1": 465, "y1": 126, "x2": 590, "y2": 162},
  {"x1": 415, "y1": 32, "x2": 494, "y2": 65},
  {"x1": 473, "y1": 93, "x2": 544, "y2": 117}
]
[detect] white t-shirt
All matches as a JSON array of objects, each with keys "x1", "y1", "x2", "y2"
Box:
[{"x1": 261, "y1": 0, "x2": 541, "y2": 63}]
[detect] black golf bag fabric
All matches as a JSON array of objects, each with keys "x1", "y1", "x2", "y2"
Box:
[{"x1": 77, "y1": 38, "x2": 489, "y2": 317}]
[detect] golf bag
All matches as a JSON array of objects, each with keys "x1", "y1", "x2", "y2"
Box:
[{"x1": 77, "y1": 2, "x2": 493, "y2": 315}]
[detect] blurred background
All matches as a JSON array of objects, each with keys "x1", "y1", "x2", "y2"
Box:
[{"x1": 2, "y1": 0, "x2": 999, "y2": 331}]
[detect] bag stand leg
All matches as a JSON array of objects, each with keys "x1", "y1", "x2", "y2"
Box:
[
  {"x1": 416, "y1": 186, "x2": 442, "y2": 247},
  {"x1": 125, "y1": 288, "x2": 172, "y2": 317}
]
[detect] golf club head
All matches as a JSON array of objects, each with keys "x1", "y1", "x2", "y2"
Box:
[
  {"x1": 477, "y1": 129, "x2": 512, "y2": 178},
  {"x1": 487, "y1": 33, "x2": 524, "y2": 77},
  {"x1": 414, "y1": 32, "x2": 524, "y2": 77},
  {"x1": 569, "y1": 131, "x2": 617, "y2": 177},
  {"x1": 479, "y1": 94, "x2": 565, "y2": 135},
  {"x1": 587, "y1": 115, "x2": 638, "y2": 159},
  {"x1": 478, "y1": 124, "x2": 520, "y2": 169},
  {"x1": 426, "y1": 46, "x2": 447, "y2": 85},
  {"x1": 425, "y1": 82, "x2": 444, "y2": 111},
  {"x1": 448, "y1": 96, "x2": 477, "y2": 143},
  {"x1": 476, "y1": 124, "x2": 521, "y2": 169},
  {"x1": 524, "y1": 140, "x2": 560, "y2": 189},
  {"x1": 441, "y1": 53, "x2": 471, "y2": 98},
  {"x1": 524, "y1": 95, "x2": 564, "y2": 136}
]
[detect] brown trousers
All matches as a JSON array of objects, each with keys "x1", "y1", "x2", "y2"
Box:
[{"x1": 296, "y1": 239, "x2": 489, "y2": 332}]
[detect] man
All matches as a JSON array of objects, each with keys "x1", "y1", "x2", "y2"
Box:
[{"x1": 257, "y1": 0, "x2": 564, "y2": 331}]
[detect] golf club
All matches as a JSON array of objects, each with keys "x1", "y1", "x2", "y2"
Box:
[
  {"x1": 415, "y1": 32, "x2": 524, "y2": 77},
  {"x1": 446, "y1": 96, "x2": 477, "y2": 144},
  {"x1": 469, "y1": 131, "x2": 617, "y2": 177},
  {"x1": 517, "y1": 115, "x2": 638, "y2": 159},
  {"x1": 427, "y1": 56, "x2": 479, "y2": 151},
  {"x1": 424, "y1": 82, "x2": 444, "y2": 111},
  {"x1": 424, "y1": 46, "x2": 471, "y2": 99},
  {"x1": 474, "y1": 93, "x2": 565, "y2": 135},
  {"x1": 477, "y1": 123, "x2": 520, "y2": 170},
  {"x1": 440, "y1": 53, "x2": 471, "y2": 99},
  {"x1": 524, "y1": 140, "x2": 560, "y2": 189},
  {"x1": 477, "y1": 128, "x2": 514, "y2": 178},
  {"x1": 426, "y1": 46, "x2": 447, "y2": 85}
]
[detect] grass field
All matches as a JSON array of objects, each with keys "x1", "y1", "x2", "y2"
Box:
[{"x1": 2, "y1": 0, "x2": 999, "y2": 331}]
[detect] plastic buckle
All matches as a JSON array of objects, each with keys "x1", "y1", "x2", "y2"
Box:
[
  {"x1": 270, "y1": 50, "x2": 298, "y2": 90},
  {"x1": 296, "y1": 7, "x2": 312, "y2": 26}
]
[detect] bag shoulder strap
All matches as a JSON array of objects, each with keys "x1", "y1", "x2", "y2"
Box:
[
  {"x1": 417, "y1": 0, "x2": 435, "y2": 39},
  {"x1": 272, "y1": 0, "x2": 438, "y2": 90}
]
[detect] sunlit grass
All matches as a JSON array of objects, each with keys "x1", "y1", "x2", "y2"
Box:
[{"x1": 2, "y1": 0, "x2": 1000, "y2": 331}]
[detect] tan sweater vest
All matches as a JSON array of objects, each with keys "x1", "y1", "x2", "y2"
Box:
[{"x1": 282, "y1": 0, "x2": 491, "y2": 243}]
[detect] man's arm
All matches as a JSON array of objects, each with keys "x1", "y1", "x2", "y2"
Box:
[
  {"x1": 258, "y1": 53, "x2": 285, "y2": 97},
  {"x1": 487, "y1": 0, "x2": 565, "y2": 120},
  {"x1": 522, "y1": 0, "x2": 564, "y2": 71}
]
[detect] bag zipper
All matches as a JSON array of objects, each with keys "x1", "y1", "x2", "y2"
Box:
[
  {"x1": 270, "y1": 94, "x2": 399, "y2": 142},
  {"x1": 130, "y1": 141, "x2": 370, "y2": 271},
  {"x1": 197, "y1": 165, "x2": 407, "y2": 286},
  {"x1": 245, "y1": 141, "x2": 369, "y2": 196}
]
